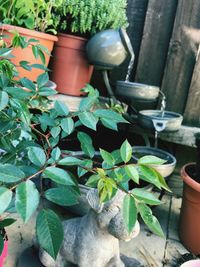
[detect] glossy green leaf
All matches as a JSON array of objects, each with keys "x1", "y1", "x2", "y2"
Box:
[
  {"x1": 138, "y1": 156, "x2": 166, "y2": 165},
  {"x1": 94, "y1": 109, "x2": 128, "y2": 123},
  {"x1": 50, "y1": 126, "x2": 61, "y2": 138},
  {"x1": 101, "y1": 118, "x2": 118, "y2": 131},
  {"x1": 37, "y1": 73, "x2": 49, "y2": 88},
  {"x1": 51, "y1": 147, "x2": 61, "y2": 161},
  {"x1": 0, "y1": 218, "x2": 16, "y2": 228},
  {"x1": 85, "y1": 174, "x2": 100, "y2": 187},
  {"x1": 15, "y1": 180, "x2": 40, "y2": 223},
  {"x1": 58, "y1": 156, "x2": 82, "y2": 166},
  {"x1": 44, "y1": 167, "x2": 75, "y2": 186},
  {"x1": 0, "y1": 187, "x2": 12, "y2": 214},
  {"x1": 123, "y1": 194, "x2": 137, "y2": 233},
  {"x1": 20, "y1": 78, "x2": 35, "y2": 91},
  {"x1": 120, "y1": 140, "x2": 132, "y2": 163},
  {"x1": 61, "y1": 117, "x2": 74, "y2": 135},
  {"x1": 124, "y1": 165, "x2": 139, "y2": 184},
  {"x1": 100, "y1": 149, "x2": 114, "y2": 166},
  {"x1": 44, "y1": 187, "x2": 78, "y2": 206},
  {"x1": 138, "y1": 165, "x2": 161, "y2": 189},
  {"x1": 78, "y1": 111, "x2": 98, "y2": 130},
  {"x1": 156, "y1": 171, "x2": 171, "y2": 192},
  {"x1": 78, "y1": 159, "x2": 93, "y2": 177},
  {"x1": 77, "y1": 132, "x2": 95, "y2": 158},
  {"x1": 138, "y1": 203, "x2": 164, "y2": 237},
  {"x1": 36, "y1": 209, "x2": 63, "y2": 260},
  {"x1": 0, "y1": 91, "x2": 8, "y2": 111},
  {"x1": 131, "y1": 188, "x2": 161, "y2": 205},
  {"x1": 0, "y1": 164, "x2": 25, "y2": 183},
  {"x1": 28, "y1": 147, "x2": 46, "y2": 167},
  {"x1": 54, "y1": 101, "x2": 69, "y2": 116}
]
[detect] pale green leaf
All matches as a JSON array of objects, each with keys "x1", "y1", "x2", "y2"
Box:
[
  {"x1": 44, "y1": 167, "x2": 75, "y2": 186},
  {"x1": 123, "y1": 194, "x2": 137, "y2": 233},
  {"x1": 120, "y1": 140, "x2": 132, "y2": 163},
  {"x1": 28, "y1": 147, "x2": 46, "y2": 167},
  {"x1": 0, "y1": 164, "x2": 25, "y2": 183},
  {"x1": 78, "y1": 111, "x2": 98, "y2": 130},
  {"x1": 0, "y1": 187, "x2": 13, "y2": 214},
  {"x1": 44, "y1": 188, "x2": 78, "y2": 206}
]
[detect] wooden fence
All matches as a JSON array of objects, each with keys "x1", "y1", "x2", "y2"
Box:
[{"x1": 110, "y1": 0, "x2": 200, "y2": 127}]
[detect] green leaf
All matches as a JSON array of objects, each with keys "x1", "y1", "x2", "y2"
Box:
[
  {"x1": 0, "y1": 91, "x2": 8, "y2": 111},
  {"x1": 58, "y1": 157, "x2": 82, "y2": 166},
  {"x1": 78, "y1": 159, "x2": 93, "y2": 177},
  {"x1": 54, "y1": 101, "x2": 69, "y2": 116},
  {"x1": 0, "y1": 164, "x2": 25, "y2": 183},
  {"x1": 15, "y1": 180, "x2": 40, "y2": 223},
  {"x1": 19, "y1": 61, "x2": 32, "y2": 71},
  {"x1": 77, "y1": 132, "x2": 95, "y2": 158},
  {"x1": 124, "y1": 165, "x2": 139, "y2": 184},
  {"x1": 123, "y1": 194, "x2": 137, "y2": 233},
  {"x1": 51, "y1": 147, "x2": 61, "y2": 161},
  {"x1": 131, "y1": 188, "x2": 161, "y2": 205},
  {"x1": 156, "y1": 171, "x2": 171, "y2": 192},
  {"x1": 36, "y1": 209, "x2": 63, "y2": 260},
  {"x1": 138, "y1": 165, "x2": 161, "y2": 189},
  {"x1": 0, "y1": 187, "x2": 13, "y2": 214},
  {"x1": 38, "y1": 87, "x2": 57, "y2": 96},
  {"x1": 0, "y1": 235, "x2": 4, "y2": 256},
  {"x1": 94, "y1": 109, "x2": 128, "y2": 123},
  {"x1": 5, "y1": 86, "x2": 33, "y2": 99},
  {"x1": 78, "y1": 111, "x2": 98, "y2": 130},
  {"x1": 20, "y1": 78, "x2": 36, "y2": 91},
  {"x1": 138, "y1": 156, "x2": 166, "y2": 165},
  {"x1": 138, "y1": 203, "x2": 164, "y2": 237},
  {"x1": 28, "y1": 147, "x2": 46, "y2": 167},
  {"x1": 37, "y1": 73, "x2": 49, "y2": 88},
  {"x1": 79, "y1": 95, "x2": 97, "y2": 111},
  {"x1": 44, "y1": 188, "x2": 78, "y2": 206},
  {"x1": 51, "y1": 126, "x2": 61, "y2": 138},
  {"x1": 44, "y1": 167, "x2": 75, "y2": 186},
  {"x1": 85, "y1": 174, "x2": 100, "y2": 187},
  {"x1": 120, "y1": 140, "x2": 132, "y2": 163},
  {"x1": 32, "y1": 45, "x2": 39, "y2": 59},
  {"x1": 101, "y1": 118, "x2": 118, "y2": 131},
  {"x1": 100, "y1": 149, "x2": 114, "y2": 166},
  {"x1": 0, "y1": 218, "x2": 16, "y2": 228},
  {"x1": 61, "y1": 118, "x2": 74, "y2": 135}
]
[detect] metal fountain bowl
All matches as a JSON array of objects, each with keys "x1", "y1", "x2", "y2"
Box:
[
  {"x1": 138, "y1": 110, "x2": 183, "y2": 132},
  {"x1": 132, "y1": 146, "x2": 176, "y2": 178},
  {"x1": 116, "y1": 81, "x2": 160, "y2": 101}
]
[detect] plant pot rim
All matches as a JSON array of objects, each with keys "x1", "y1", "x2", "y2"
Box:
[
  {"x1": 181, "y1": 162, "x2": 200, "y2": 192},
  {"x1": 58, "y1": 33, "x2": 87, "y2": 41},
  {"x1": 0, "y1": 24, "x2": 58, "y2": 42}
]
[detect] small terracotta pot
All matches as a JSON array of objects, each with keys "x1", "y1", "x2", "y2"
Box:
[
  {"x1": 0, "y1": 24, "x2": 57, "y2": 81},
  {"x1": 180, "y1": 259, "x2": 200, "y2": 267},
  {"x1": 179, "y1": 163, "x2": 200, "y2": 255},
  {"x1": 0, "y1": 240, "x2": 8, "y2": 266},
  {"x1": 50, "y1": 33, "x2": 94, "y2": 96}
]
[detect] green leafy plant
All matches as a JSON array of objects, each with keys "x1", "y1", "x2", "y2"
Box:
[
  {"x1": 56, "y1": 0, "x2": 128, "y2": 36},
  {"x1": 0, "y1": 0, "x2": 64, "y2": 34},
  {"x1": 0, "y1": 40, "x2": 170, "y2": 261}
]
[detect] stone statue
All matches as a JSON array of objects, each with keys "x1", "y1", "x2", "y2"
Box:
[{"x1": 39, "y1": 189, "x2": 140, "y2": 267}]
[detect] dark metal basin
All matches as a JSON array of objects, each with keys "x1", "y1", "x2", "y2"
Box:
[
  {"x1": 138, "y1": 110, "x2": 183, "y2": 132},
  {"x1": 116, "y1": 81, "x2": 160, "y2": 100},
  {"x1": 132, "y1": 146, "x2": 176, "y2": 178}
]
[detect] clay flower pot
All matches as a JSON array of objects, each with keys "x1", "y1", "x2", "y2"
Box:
[
  {"x1": 0, "y1": 24, "x2": 58, "y2": 81},
  {"x1": 179, "y1": 163, "x2": 200, "y2": 255},
  {"x1": 50, "y1": 33, "x2": 94, "y2": 96},
  {"x1": 0, "y1": 240, "x2": 8, "y2": 267}
]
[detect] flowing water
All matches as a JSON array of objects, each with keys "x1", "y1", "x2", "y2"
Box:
[{"x1": 125, "y1": 58, "x2": 134, "y2": 82}]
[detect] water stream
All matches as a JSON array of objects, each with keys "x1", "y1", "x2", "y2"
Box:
[{"x1": 125, "y1": 57, "x2": 134, "y2": 82}]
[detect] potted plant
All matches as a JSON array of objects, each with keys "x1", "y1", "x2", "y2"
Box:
[
  {"x1": 50, "y1": 0, "x2": 128, "y2": 96},
  {"x1": 0, "y1": 41, "x2": 170, "y2": 264},
  {"x1": 0, "y1": 0, "x2": 64, "y2": 81}
]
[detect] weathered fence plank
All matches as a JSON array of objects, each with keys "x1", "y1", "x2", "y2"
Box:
[
  {"x1": 161, "y1": 0, "x2": 200, "y2": 114},
  {"x1": 110, "y1": 0, "x2": 148, "y2": 85},
  {"x1": 135, "y1": 0, "x2": 178, "y2": 86},
  {"x1": 184, "y1": 50, "x2": 200, "y2": 126}
]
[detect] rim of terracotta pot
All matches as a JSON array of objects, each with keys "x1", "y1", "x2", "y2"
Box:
[
  {"x1": 180, "y1": 162, "x2": 200, "y2": 193},
  {"x1": 58, "y1": 33, "x2": 87, "y2": 41},
  {"x1": 0, "y1": 24, "x2": 58, "y2": 42}
]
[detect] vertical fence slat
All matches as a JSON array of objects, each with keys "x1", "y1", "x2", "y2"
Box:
[
  {"x1": 161, "y1": 0, "x2": 200, "y2": 114},
  {"x1": 110, "y1": 0, "x2": 148, "y2": 85},
  {"x1": 184, "y1": 52, "x2": 200, "y2": 126},
  {"x1": 135, "y1": 0, "x2": 178, "y2": 86}
]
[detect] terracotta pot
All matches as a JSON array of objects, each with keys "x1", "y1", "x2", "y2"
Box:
[
  {"x1": 179, "y1": 163, "x2": 200, "y2": 255},
  {"x1": 0, "y1": 240, "x2": 8, "y2": 266},
  {"x1": 0, "y1": 24, "x2": 57, "y2": 81},
  {"x1": 50, "y1": 33, "x2": 94, "y2": 96}
]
